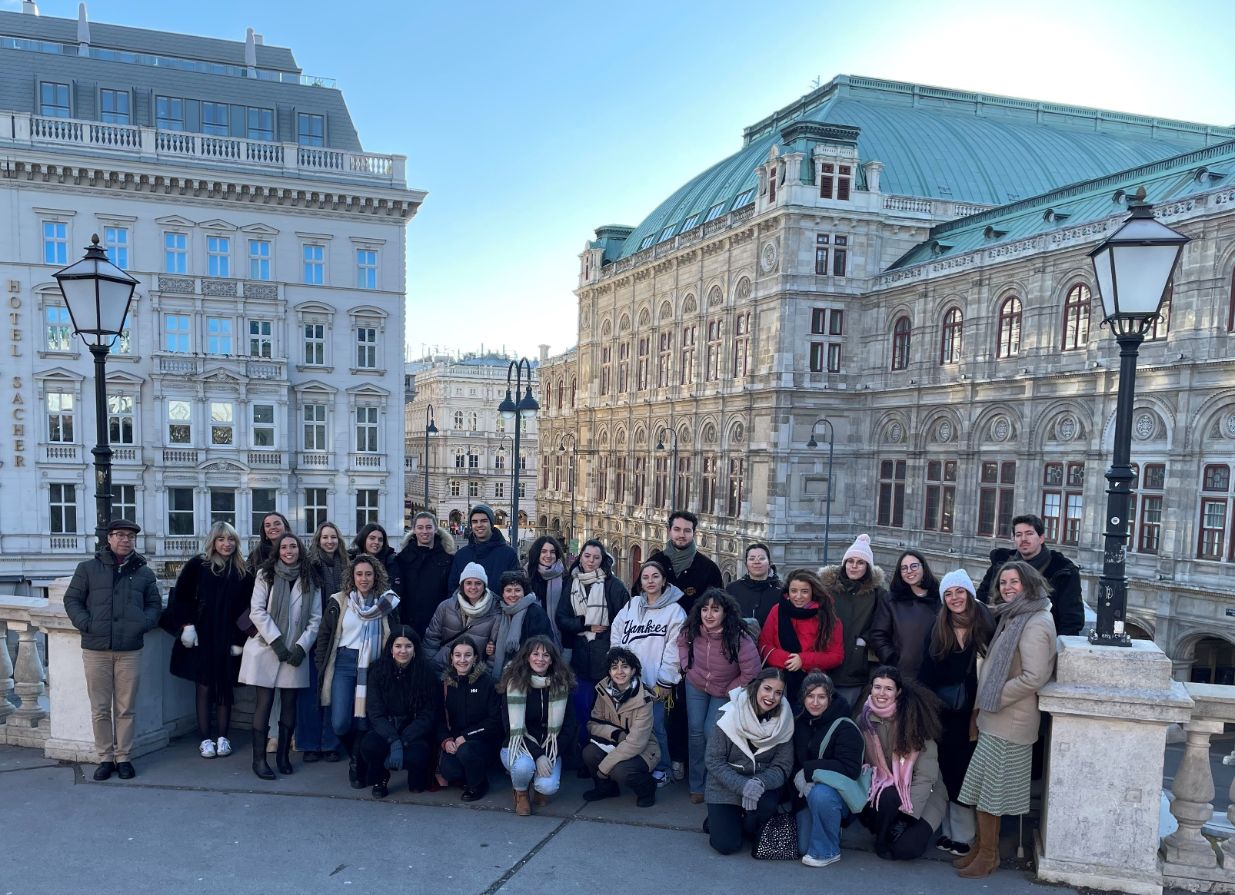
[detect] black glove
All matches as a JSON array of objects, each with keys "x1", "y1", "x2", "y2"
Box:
[
  {"x1": 286, "y1": 645, "x2": 306, "y2": 667},
  {"x1": 269, "y1": 637, "x2": 291, "y2": 662},
  {"x1": 385, "y1": 740, "x2": 404, "y2": 771}
]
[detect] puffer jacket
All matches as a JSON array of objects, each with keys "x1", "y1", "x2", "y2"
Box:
[
  {"x1": 677, "y1": 626, "x2": 761, "y2": 698},
  {"x1": 819, "y1": 564, "x2": 887, "y2": 688},
  {"x1": 588, "y1": 678, "x2": 660, "y2": 775},
  {"x1": 422, "y1": 590, "x2": 501, "y2": 671},
  {"x1": 725, "y1": 575, "x2": 784, "y2": 627},
  {"x1": 869, "y1": 588, "x2": 940, "y2": 679},
  {"x1": 438, "y1": 661, "x2": 502, "y2": 746},
  {"x1": 63, "y1": 549, "x2": 161, "y2": 652},
  {"x1": 394, "y1": 527, "x2": 456, "y2": 635}
]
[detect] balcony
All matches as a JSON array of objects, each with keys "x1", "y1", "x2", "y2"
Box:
[
  {"x1": 156, "y1": 354, "x2": 202, "y2": 376},
  {"x1": 297, "y1": 451, "x2": 332, "y2": 468},
  {"x1": 112, "y1": 446, "x2": 140, "y2": 463},
  {"x1": 349, "y1": 452, "x2": 386, "y2": 471},
  {"x1": 247, "y1": 450, "x2": 285, "y2": 467},
  {"x1": 246, "y1": 359, "x2": 286, "y2": 381},
  {"x1": 49, "y1": 534, "x2": 86, "y2": 553},
  {"x1": 163, "y1": 448, "x2": 199, "y2": 464},
  {"x1": 42, "y1": 444, "x2": 81, "y2": 464}
]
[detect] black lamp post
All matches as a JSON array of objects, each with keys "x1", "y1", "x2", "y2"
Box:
[
  {"x1": 52, "y1": 234, "x2": 139, "y2": 551},
  {"x1": 807, "y1": 418, "x2": 835, "y2": 566},
  {"x1": 655, "y1": 427, "x2": 680, "y2": 509},
  {"x1": 1088, "y1": 197, "x2": 1188, "y2": 646},
  {"x1": 498, "y1": 358, "x2": 538, "y2": 551},
  {"x1": 423, "y1": 403, "x2": 438, "y2": 512},
  {"x1": 559, "y1": 432, "x2": 577, "y2": 550}
]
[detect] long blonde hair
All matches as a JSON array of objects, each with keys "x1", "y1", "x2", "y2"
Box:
[{"x1": 203, "y1": 521, "x2": 247, "y2": 576}]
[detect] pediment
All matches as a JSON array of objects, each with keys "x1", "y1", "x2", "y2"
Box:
[
  {"x1": 154, "y1": 215, "x2": 196, "y2": 228},
  {"x1": 105, "y1": 370, "x2": 145, "y2": 387},
  {"x1": 35, "y1": 366, "x2": 85, "y2": 382},
  {"x1": 346, "y1": 383, "x2": 390, "y2": 398},
  {"x1": 241, "y1": 223, "x2": 280, "y2": 235},
  {"x1": 199, "y1": 219, "x2": 238, "y2": 232},
  {"x1": 199, "y1": 459, "x2": 247, "y2": 473},
  {"x1": 295, "y1": 379, "x2": 338, "y2": 395}
]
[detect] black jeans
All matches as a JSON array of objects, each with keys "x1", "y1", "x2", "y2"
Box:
[
  {"x1": 581, "y1": 744, "x2": 654, "y2": 795},
  {"x1": 359, "y1": 731, "x2": 431, "y2": 789},
  {"x1": 706, "y1": 791, "x2": 780, "y2": 855},
  {"x1": 861, "y1": 786, "x2": 934, "y2": 860},
  {"x1": 438, "y1": 739, "x2": 491, "y2": 789}
]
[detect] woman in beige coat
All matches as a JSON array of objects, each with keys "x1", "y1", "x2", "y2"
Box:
[
  {"x1": 581, "y1": 647, "x2": 659, "y2": 808},
  {"x1": 956, "y1": 560, "x2": 1057, "y2": 879}
]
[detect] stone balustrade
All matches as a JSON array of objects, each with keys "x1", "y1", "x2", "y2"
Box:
[{"x1": 0, "y1": 596, "x2": 48, "y2": 746}]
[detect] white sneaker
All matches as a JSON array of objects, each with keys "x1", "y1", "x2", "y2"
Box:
[
  {"x1": 215, "y1": 737, "x2": 233, "y2": 757},
  {"x1": 802, "y1": 854, "x2": 841, "y2": 868},
  {"x1": 199, "y1": 738, "x2": 217, "y2": 759},
  {"x1": 653, "y1": 769, "x2": 670, "y2": 788}
]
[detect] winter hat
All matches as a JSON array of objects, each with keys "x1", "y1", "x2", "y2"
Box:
[
  {"x1": 459, "y1": 561, "x2": 488, "y2": 586},
  {"x1": 938, "y1": 569, "x2": 977, "y2": 601},
  {"x1": 469, "y1": 504, "x2": 496, "y2": 525},
  {"x1": 842, "y1": 533, "x2": 874, "y2": 566}
]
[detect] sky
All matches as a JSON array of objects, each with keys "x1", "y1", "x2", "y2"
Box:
[{"x1": 17, "y1": 0, "x2": 1235, "y2": 360}]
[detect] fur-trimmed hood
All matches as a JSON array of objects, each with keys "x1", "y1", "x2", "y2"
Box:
[
  {"x1": 818, "y1": 563, "x2": 886, "y2": 598},
  {"x1": 399, "y1": 526, "x2": 457, "y2": 555}
]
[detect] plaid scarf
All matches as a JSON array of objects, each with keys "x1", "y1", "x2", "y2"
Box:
[
  {"x1": 506, "y1": 674, "x2": 567, "y2": 765},
  {"x1": 570, "y1": 568, "x2": 609, "y2": 641},
  {"x1": 346, "y1": 588, "x2": 399, "y2": 719}
]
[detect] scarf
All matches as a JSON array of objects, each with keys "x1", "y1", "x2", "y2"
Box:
[
  {"x1": 506, "y1": 674, "x2": 567, "y2": 765},
  {"x1": 714, "y1": 685, "x2": 794, "y2": 764},
  {"x1": 268, "y1": 562, "x2": 311, "y2": 646},
  {"x1": 539, "y1": 560, "x2": 565, "y2": 635},
  {"x1": 604, "y1": 674, "x2": 640, "y2": 706},
  {"x1": 346, "y1": 588, "x2": 400, "y2": 718},
  {"x1": 975, "y1": 592, "x2": 1052, "y2": 714},
  {"x1": 859, "y1": 697, "x2": 918, "y2": 813},
  {"x1": 311, "y1": 551, "x2": 342, "y2": 601},
  {"x1": 457, "y1": 587, "x2": 495, "y2": 620},
  {"x1": 776, "y1": 596, "x2": 818, "y2": 653},
  {"x1": 492, "y1": 595, "x2": 538, "y2": 672},
  {"x1": 570, "y1": 568, "x2": 609, "y2": 641},
  {"x1": 662, "y1": 540, "x2": 697, "y2": 578}
]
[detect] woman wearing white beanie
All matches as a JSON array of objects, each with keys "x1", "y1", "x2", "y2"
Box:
[
  {"x1": 423, "y1": 562, "x2": 500, "y2": 672},
  {"x1": 818, "y1": 534, "x2": 887, "y2": 707}
]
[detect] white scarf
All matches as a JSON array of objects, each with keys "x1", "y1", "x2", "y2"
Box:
[
  {"x1": 570, "y1": 568, "x2": 609, "y2": 642},
  {"x1": 715, "y1": 685, "x2": 794, "y2": 764},
  {"x1": 457, "y1": 588, "x2": 495, "y2": 619}
]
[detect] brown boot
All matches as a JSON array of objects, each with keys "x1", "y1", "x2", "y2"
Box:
[
  {"x1": 958, "y1": 811, "x2": 1001, "y2": 879},
  {"x1": 514, "y1": 788, "x2": 531, "y2": 816},
  {"x1": 534, "y1": 790, "x2": 549, "y2": 808},
  {"x1": 953, "y1": 816, "x2": 980, "y2": 870}
]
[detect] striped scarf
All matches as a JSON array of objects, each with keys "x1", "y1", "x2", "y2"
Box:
[
  {"x1": 506, "y1": 674, "x2": 567, "y2": 765},
  {"x1": 347, "y1": 588, "x2": 400, "y2": 719}
]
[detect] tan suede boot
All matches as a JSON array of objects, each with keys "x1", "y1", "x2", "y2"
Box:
[
  {"x1": 958, "y1": 811, "x2": 1001, "y2": 879},
  {"x1": 514, "y1": 788, "x2": 532, "y2": 816},
  {"x1": 952, "y1": 819, "x2": 980, "y2": 870}
]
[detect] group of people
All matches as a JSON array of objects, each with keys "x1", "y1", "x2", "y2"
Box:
[{"x1": 64, "y1": 504, "x2": 1077, "y2": 873}]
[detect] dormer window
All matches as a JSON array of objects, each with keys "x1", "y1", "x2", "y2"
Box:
[
  {"x1": 658, "y1": 224, "x2": 676, "y2": 243},
  {"x1": 681, "y1": 213, "x2": 701, "y2": 232},
  {"x1": 638, "y1": 234, "x2": 656, "y2": 251},
  {"x1": 704, "y1": 201, "x2": 727, "y2": 223},
  {"x1": 733, "y1": 188, "x2": 755, "y2": 208},
  {"x1": 820, "y1": 162, "x2": 852, "y2": 201}
]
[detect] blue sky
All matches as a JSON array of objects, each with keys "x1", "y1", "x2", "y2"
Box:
[{"x1": 22, "y1": 0, "x2": 1235, "y2": 360}]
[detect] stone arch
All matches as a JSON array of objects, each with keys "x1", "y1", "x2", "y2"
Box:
[
  {"x1": 597, "y1": 427, "x2": 610, "y2": 449},
  {"x1": 1183, "y1": 392, "x2": 1235, "y2": 452},
  {"x1": 1031, "y1": 402, "x2": 1093, "y2": 452},
  {"x1": 618, "y1": 313, "x2": 631, "y2": 334},
  {"x1": 637, "y1": 306, "x2": 651, "y2": 327},
  {"x1": 1171, "y1": 630, "x2": 1235, "y2": 684},
  {"x1": 600, "y1": 317, "x2": 612, "y2": 338},
  {"x1": 700, "y1": 418, "x2": 719, "y2": 445},
  {"x1": 933, "y1": 290, "x2": 968, "y2": 319},
  {"x1": 615, "y1": 427, "x2": 628, "y2": 450},
  {"x1": 675, "y1": 421, "x2": 694, "y2": 447},
  {"x1": 658, "y1": 299, "x2": 674, "y2": 323},
  {"x1": 970, "y1": 404, "x2": 1023, "y2": 449},
  {"x1": 733, "y1": 275, "x2": 753, "y2": 302},
  {"x1": 682, "y1": 293, "x2": 698, "y2": 316},
  {"x1": 633, "y1": 424, "x2": 648, "y2": 448},
  {"x1": 725, "y1": 418, "x2": 746, "y2": 449},
  {"x1": 873, "y1": 412, "x2": 911, "y2": 447},
  {"x1": 989, "y1": 279, "x2": 1032, "y2": 308},
  {"x1": 706, "y1": 283, "x2": 725, "y2": 308},
  {"x1": 916, "y1": 407, "x2": 963, "y2": 450}
]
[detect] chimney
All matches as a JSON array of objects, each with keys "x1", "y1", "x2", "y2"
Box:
[
  {"x1": 244, "y1": 27, "x2": 257, "y2": 75},
  {"x1": 23, "y1": 1, "x2": 39, "y2": 15},
  {"x1": 77, "y1": 3, "x2": 90, "y2": 54},
  {"x1": 864, "y1": 160, "x2": 884, "y2": 194},
  {"x1": 538, "y1": 344, "x2": 550, "y2": 362}
]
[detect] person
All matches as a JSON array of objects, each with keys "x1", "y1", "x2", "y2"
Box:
[
  {"x1": 447, "y1": 504, "x2": 519, "y2": 594},
  {"x1": 725, "y1": 542, "x2": 783, "y2": 630},
  {"x1": 526, "y1": 535, "x2": 568, "y2": 644},
  {"x1": 350, "y1": 523, "x2": 402, "y2": 599},
  {"x1": 955, "y1": 560, "x2": 1057, "y2": 879},
  {"x1": 677, "y1": 588, "x2": 760, "y2": 802},
  {"x1": 581, "y1": 647, "x2": 659, "y2": 808},
  {"x1": 611, "y1": 559, "x2": 686, "y2": 786},
  {"x1": 556, "y1": 539, "x2": 630, "y2": 758},
  {"x1": 870, "y1": 550, "x2": 943, "y2": 680},
  {"x1": 490, "y1": 570, "x2": 554, "y2": 675},
  {"x1": 394, "y1": 512, "x2": 455, "y2": 637},
  {"x1": 819, "y1": 534, "x2": 887, "y2": 707},
  {"x1": 437, "y1": 635, "x2": 502, "y2": 801},
  {"x1": 315, "y1": 554, "x2": 400, "y2": 788},
  {"x1": 919, "y1": 569, "x2": 994, "y2": 860},
  {"x1": 423, "y1": 562, "x2": 501, "y2": 671},
  {"x1": 857, "y1": 665, "x2": 947, "y2": 861},
  {"x1": 246, "y1": 511, "x2": 291, "y2": 569},
  {"x1": 63, "y1": 518, "x2": 162, "y2": 781},
  {"x1": 299, "y1": 521, "x2": 349, "y2": 763},
  {"x1": 238, "y1": 532, "x2": 322, "y2": 780},
  {"x1": 791, "y1": 673, "x2": 863, "y2": 869},
  {"x1": 976, "y1": 513, "x2": 1084, "y2": 636},
  {"x1": 646, "y1": 510, "x2": 723, "y2": 615},
  {"x1": 360, "y1": 625, "x2": 441, "y2": 798},
  {"x1": 498, "y1": 636, "x2": 576, "y2": 815},
  {"x1": 704, "y1": 668, "x2": 795, "y2": 855},
  {"x1": 758, "y1": 569, "x2": 844, "y2": 704},
  {"x1": 162, "y1": 521, "x2": 251, "y2": 760}
]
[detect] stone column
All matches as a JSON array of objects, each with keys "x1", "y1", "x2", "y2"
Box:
[{"x1": 1035, "y1": 636, "x2": 1194, "y2": 895}]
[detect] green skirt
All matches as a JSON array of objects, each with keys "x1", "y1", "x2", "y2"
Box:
[{"x1": 958, "y1": 731, "x2": 1032, "y2": 816}]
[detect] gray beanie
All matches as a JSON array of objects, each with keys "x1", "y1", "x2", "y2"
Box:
[{"x1": 469, "y1": 504, "x2": 496, "y2": 525}]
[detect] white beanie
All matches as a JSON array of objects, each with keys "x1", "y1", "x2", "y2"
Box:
[
  {"x1": 459, "y1": 561, "x2": 488, "y2": 586},
  {"x1": 842, "y1": 533, "x2": 874, "y2": 565},
  {"x1": 938, "y1": 569, "x2": 976, "y2": 600}
]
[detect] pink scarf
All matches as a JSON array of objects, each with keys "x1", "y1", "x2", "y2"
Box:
[{"x1": 858, "y1": 697, "x2": 919, "y2": 813}]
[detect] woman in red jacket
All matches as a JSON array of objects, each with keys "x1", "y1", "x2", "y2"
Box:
[{"x1": 759, "y1": 570, "x2": 844, "y2": 705}]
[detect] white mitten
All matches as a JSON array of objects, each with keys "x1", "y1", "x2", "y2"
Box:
[
  {"x1": 794, "y1": 768, "x2": 814, "y2": 798},
  {"x1": 180, "y1": 625, "x2": 198, "y2": 648},
  {"x1": 230, "y1": 645, "x2": 243, "y2": 656}
]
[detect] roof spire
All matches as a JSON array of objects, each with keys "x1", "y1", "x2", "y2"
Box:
[
  {"x1": 244, "y1": 27, "x2": 257, "y2": 75},
  {"x1": 77, "y1": 4, "x2": 90, "y2": 52}
]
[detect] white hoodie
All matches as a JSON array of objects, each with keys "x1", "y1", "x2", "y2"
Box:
[{"x1": 611, "y1": 584, "x2": 687, "y2": 689}]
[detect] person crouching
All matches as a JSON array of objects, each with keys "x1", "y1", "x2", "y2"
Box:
[{"x1": 582, "y1": 647, "x2": 659, "y2": 808}]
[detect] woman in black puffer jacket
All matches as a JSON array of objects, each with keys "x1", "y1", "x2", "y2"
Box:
[
  {"x1": 437, "y1": 635, "x2": 502, "y2": 802},
  {"x1": 360, "y1": 625, "x2": 441, "y2": 798}
]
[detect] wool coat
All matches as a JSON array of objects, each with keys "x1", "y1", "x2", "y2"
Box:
[
  {"x1": 975, "y1": 609, "x2": 1057, "y2": 745},
  {"x1": 869, "y1": 588, "x2": 941, "y2": 680},
  {"x1": 977, "y1": 546, "x2": 1084, "y2": 636},
  {"x1": 237, "y1": 572, "x2": 322, "y2": 689},
  {"x1": 818, "y1": 565, "x2": 887, "y2": 689},
  {"x1": 161, "y1": 555, "x2": 251, "y2": 697},
  {"x1": 647, "y1": 547, "x2": 723, "y2": 615},
  {"x1": 555, "y1": 572, "x2": 630, "y2": 681}
]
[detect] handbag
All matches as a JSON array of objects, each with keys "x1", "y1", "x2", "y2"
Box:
[
  {"x1": 811, "y1": 716, "x2": 872, "y2": 813},
  {"x1": 236, "y1": 609, "x2": 257, "y2": 639},
  {"x1": 751, "y1": 810, "x2": 801, "y2": 860},
  {"x1": 934, "y1": 681, "x2": 967, "y2": 713}
]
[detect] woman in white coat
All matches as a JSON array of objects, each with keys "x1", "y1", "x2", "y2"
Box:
[{"x1": 239, "y1": 532, "x2": 322, "y2": 780}]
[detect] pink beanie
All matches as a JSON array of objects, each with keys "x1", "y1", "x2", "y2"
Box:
[{"x1": 843, "y1": 533, "x2": 874, "y2": 565}]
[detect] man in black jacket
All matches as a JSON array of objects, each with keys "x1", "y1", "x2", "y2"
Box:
[
  {"x1": 976, "y1": 513, "x2": 1086, "y2": 636},
  {"x1": 62, "y1": 519, "x2": 162, "y2": 781},
  {"x1": 647, "y1": 510, "x2": 723, "y2": 615},
  {"x1": 446, "y1": 504, "x2": 519, "y2": 594},
  {"x1": 395, "y1": 512, "x2": 454, "y2": 636}
]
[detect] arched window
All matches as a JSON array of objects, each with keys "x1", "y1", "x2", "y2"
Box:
[
  {"x1": 1061, "y1": 284, "x2": 1091, "y2": 351},
  {"x1": 997, "y1": 296, "x2": 1022, "y2": 358},
  {"x1": 556, "y1": 377, "x2": 564, "y2": 411},
  {"x1": 890, "y1": 315, "x2": 911, "y2": 371},
  {"x1": 1147, "y1": 281, "x2": 1171, "y2": 341},
  {"x1": 940, "y1": 307, "x2": 962, "y2": 365},
  {"x1": 453, "y1": 410, "x2": 464, "y2": 429}
]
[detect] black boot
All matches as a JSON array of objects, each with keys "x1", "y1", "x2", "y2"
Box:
[
  {"x1": 251, "y1": 733, "x2": 275, "y2": 780},
  {"x1": 632, "y1": 776, "x2": 656, "y2": 808},
  {"x1": 275, "y1": 725, "x2": 294, "y2": 775},
  {"x1": 583, "y1": 776, "x2": 620, "y2": 802},
  {"x1": 344, "y1": 733, "x2": 366, "y2": 789}
]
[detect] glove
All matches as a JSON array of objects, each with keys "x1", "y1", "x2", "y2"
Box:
[
  {"x1": 385, "y1": 740, "x2": 404, "y2": 771},
  {"x1": 286, "y1": 645, "x2": 306, "y2": 667},
  {"x1": 741, "y1": 778, "x2": 765, "y2": 812},
  {"x1": 269, "y1": 637, "x2": 290, "y2": 662},
  {"x1": 535, "y1": 755, "x2": 553, "y2": 778},
  {"x1": 793, "y1": 769, "x2": 813, "y2": 798},
  {"x1": 180, "y1": 625, "x2": 198, "y2": 648},
  {"x1": 230, "y1": 645, "x2": 243, "y2": 657}
]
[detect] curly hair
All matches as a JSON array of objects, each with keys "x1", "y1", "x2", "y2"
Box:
[
  {"x1": 343, "y1": 553, "x2": 390, "y2": 596},
  {"x1": 258, "y1": 532, "x2": 312, "y2": 591},
  {"x1": 498, "y1": 635, "x2": 576, "y2": 696},
  {"x1": 889, "y1": 550, "x2": 940, "y2": 601},
  {"x1": 683, "y1": 588, "x2": 749, "y2": 667},
  {"x1": 782, "y1": 569, "x2": 838, "y2": 652},
  {"x1": 861, "y1": 665, "x2": 942, "y2": 756}
]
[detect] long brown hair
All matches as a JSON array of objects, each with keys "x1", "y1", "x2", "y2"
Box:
[
  {"x1": 783, "y1": 569, "x2": 838, "y2": 652},
  {"x1": 861, "y1": 665, "x2": 942, "y2": 756},
  {"x1": 498, "y1": 635, "x2": 576, "y2": 696},
  {"x1": 929, "y1": 592, "x2": 993, "y2": 662}
]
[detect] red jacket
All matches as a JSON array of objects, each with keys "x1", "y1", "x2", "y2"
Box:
[{"x1": 758, "y1": 603, "x2": 844, "y2": 674}]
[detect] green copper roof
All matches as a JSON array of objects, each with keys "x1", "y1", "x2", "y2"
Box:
[{"x1": 613, "y1": 75, "x2": 1235, "y2": 261}]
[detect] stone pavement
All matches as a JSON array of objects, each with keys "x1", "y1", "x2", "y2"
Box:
[{"x1": 1, "y1": 741, "x2": 1073, "y2": 895}]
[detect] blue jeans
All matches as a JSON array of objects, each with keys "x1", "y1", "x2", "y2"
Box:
[
  {"x1": 798, "y1": 783, "x2": 849, "y2": 860},
  {"x1": 296, "y1": 658, "x2": 339, "y2": 753},
  {"x1": 500, "y1": 748, "x2": 561, "y2": 795},
  {"x1": 684, "y1": 681, "x2": 726, "y2": 793},
  {"x1": 329, "y1": 648, "x2": 367, "y2": 738},
  {"x1": 651, "y1": 697, "x2": 671, "y2": 775}
]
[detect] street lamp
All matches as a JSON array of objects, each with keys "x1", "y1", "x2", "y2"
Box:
[
  {"x1": 807, "y1": 418, "x2": 835, "y2": 566},
  {"x1": 655, "y1": 427, "x2": 679, "y2": 509},
  {"x1": 559, "y1": 432, "x2": 578, "y2": 550},
  {"x1": 498, "y1": 358, "x2": 538, "y2": 551},
  {"x1": 423, "y1": 403, "x2": 438, "y2": 513},
  {"x1": 499, "y1": 434, "x2": 515, "y2": 521},
  {"x1": 52, "y1": 234, "x2": 139, "y2": 550},
  {"x1": 1088, "y1": 196, "x2": 1188, "y2": 647}
]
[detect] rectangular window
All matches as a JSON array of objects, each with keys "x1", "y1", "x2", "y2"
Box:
[
  {"x1": 46, "y1": 305, "x2": 73, "y2": 352},
  {"x1": 43, "y1": 221, "x2": 68, "y2": 265},
  {"x1": 156, "y1": 96, "x2": 185, "y2": 131},
  {"x1": 833, "y1": 235, "x2": 849, "y2": 276},
  {"x1": 494, "y1": 481, "x2": 505, "y2": 500},
  {"x1": 356, "y1": 327, "x2": 377, "y2": 369},
  {"x1": 210, "y1": 401, "x2": 233, "y2": 445},
  {"x1": 809, "y1": 342, "x2": 826, "y2": 373},
  {"x1": 977, "y1": 461, "x2": 1017, "y2": 538},
  {"x1": 164, "y1": 314, "x2": 190, "y2": 353},
  {"x1": 167, "y1": 487, "x2": 195, "y2": 536},
  {"x1": 304, "y1": 488, "x2": 328, "y2": 534},
  {"x1": 705, "y1": 321, "x2": 721, "y2": 382},
  {"x1": 468, "y1": 480, "x2": 480, "y2": 499},
  {"x1": 303, "y1": 244, "x2": 324, "y2": 284},
  {"x1": 303, "y1": 403, "x2": 327, "y2": 450},
  {"x1": 250, "y1": 489, "x2": 276, "y2": 538},
  {"x1": 356, "y1": 406, "x2": 378, "y2": 452},
  {"x1": 814, "y1": 235, "x2": 829, "y2": 275},
  {"x1": 99, "y1": 88, "x2": 131, "y2": 124},
  {"x1": 113, "y1": 484, "x2": 136, "y2": 522},
  {"x1": 924, "y1": 460, "x2": 957, "y2": 532},
  {"x1": 201, "y1": 101, "x2": 230, "y2": 136},
  {"x1": 633, "y1": 455, "x2": 646, "y2": 506},
  {"x1": 656, "y1": 331, "x2": 672, "y2": 387},
  {"x1": 676, "y1": 455, "x2": 692, "y2": 509},
  {"x1": 1042, "y1": 462, "x2": 1085, "y2": 545},
  {"x1": 297, "y1": 113, "x2": 325, "y2": 147},
  {"x1": 356, "y1": 249, "x2": 378, "y2": 289},
  {"x1": 167, "y1": 400, "x2": 192, "y2": 444},
  {"x1": 248, "y1": 239, "x2": 271, "y2": 280},
  {"x1": 251, "y1": 404, "x2": 275, "y2": 448},
  {"x1": 354, "y1": 490, "x2": 379, "y2": 530},
  {"x1": 819, "y1": 163, "x2": 852, "y2": 200},
  {"x1": 49, "y1": 483, "x2": 77, "y2": 534},
  {"x1": 700, "y1": 455, "x2": 718, "y2": 515},
  {"x1": 164, "y1": 231, "x2": 187, "y2": 274},
  {"x1": 247, "y1": 107, "x2": 274, "y2": 141},
  {"x1": 47, "y1": 391, "x2": 75, "y2": 443},
  {"x1": 1198, "y1": 464, "x2": 1231, "y2": 561},
  {"x1": 1134, "y1": 463, "x2": 1166, "y2": 555},
  {"x1": 248, "y1": 320, "x2": 273, "y2": 358},
  {"x1": 679, "y1": 325, "x2": 696, "y2": 385},
  {"x1": 467, "y1": 451, "x2": 479, "y2": 469},
  {"x1": 205, "y1": 317, "x2": 233, "y2": 355},
  {"x1": 40, "y1": 81, "x2": 71, "y2": 118},
  {"x1": 209, "y1": 489, "x2": 236, "y2": 525},
  {"x1": 877, "y1": 460, "x2": 906, "y2": 528},
  {"x1": 450, "y1": 480, "x2": 461, "y2": 497},
  {"x1": 107, "y1": 394, "x2": 135, "y2": 445},
  {"x1": 103, "y1": 226, "x2": 129, "y2": 270},
  {"x1": 206, "y1": 236, "x2": 230, "y2": 277}
]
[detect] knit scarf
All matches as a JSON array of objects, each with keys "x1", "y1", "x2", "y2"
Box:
[
  {"x1": 346, "y1": 588, "x2": 400, "y2": 719},
  {"x1": 714, "y1": 685, "x2": 794, "y2": 764},
  {"x1": 604, "y1": 674, "x2": 640, "y2": 706},
  {"x1": 975, "y1": 593, "x2": 1052, "y2": 714},
  {"x1": 506, "y1": 674, "x2": 567, "y2": 765},
  {"x1": 662, "y1": 540, "x2": 698, "y2": 578},
  {"x1": 539, "y1": 560, "x2": 565, "y2": 633},
  {"x1": 269, "y1": 562, "x2": 311, "y2": 646},
  {"x1": 858, "y1": 697, "x2": 918, "y2": 813},
  {"x1": 492, "y1": 595, "x2": 538, "y2": 671},
  {"x1": 776, "y1": 597, "x2": 818, "y2": 653},
  {"x1": 570, "y1": 568, "x2": 609, "y2": 641},
  {"x1": 457, "y1": 588, "x2": 495, "y2": 620}
]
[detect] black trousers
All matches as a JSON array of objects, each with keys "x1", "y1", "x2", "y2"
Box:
[
  {"x1": 438, "y1": 739, "x2": 491, "y2": 789},
  {"x1": 581, "y1": 744, "x2": 654, "y2": 794},
  {"x1": 706, "y1": 791, "x2": 780, "y2": 855},
  {"x1": 861, "y1": 786, "x2": 934, "y2": 860},
  {"x1": 359, "y1": 730, "x2": 431, "y2": 788}
]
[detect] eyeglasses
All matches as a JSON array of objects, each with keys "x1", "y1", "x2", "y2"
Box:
[
  {"x1": 109, "y1": 532, "x2": 136, "y2": 541},
  {"x1": 899, "y1": 563, "x2": 921, "y2": 573}
]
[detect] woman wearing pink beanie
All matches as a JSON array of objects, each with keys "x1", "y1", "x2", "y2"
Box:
[{"x1": 819, "y1": 534, "x2": 887, "y2": 707}]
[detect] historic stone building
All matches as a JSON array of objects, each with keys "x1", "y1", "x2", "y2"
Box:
[
  {"x1": 536, "y1": 75, "x2": 1235, "y2": 680},
  {"x1": 0, "y1": 6, "x2": 424, "y2": 583}
]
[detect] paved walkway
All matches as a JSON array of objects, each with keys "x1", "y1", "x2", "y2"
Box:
[{"x1": 2, "y1": 740, "x2": 1070, "y2": 895}]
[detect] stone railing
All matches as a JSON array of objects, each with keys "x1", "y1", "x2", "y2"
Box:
[{"x1": 0, "y1": 596, "x2": 49, "y2": 748}]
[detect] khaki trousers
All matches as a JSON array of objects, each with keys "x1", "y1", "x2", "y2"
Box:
[{"x1": 82, "y1": 649, "x2": 141, "y2": 762}]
